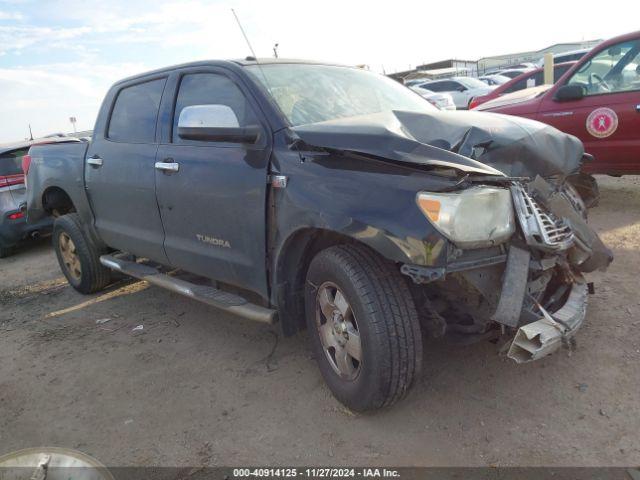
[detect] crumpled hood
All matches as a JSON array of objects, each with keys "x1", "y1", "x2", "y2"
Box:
[{"x1": 292, "y1": 110, "x2": 584, "y2": 179}]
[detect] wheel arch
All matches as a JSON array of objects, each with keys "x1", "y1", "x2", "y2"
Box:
[
  {"x1": 273, "y1": 227, "x2": 415, "y2": 336},
  {"x1": 42, "y1": 186, "x2": 75, "y2": 216}
]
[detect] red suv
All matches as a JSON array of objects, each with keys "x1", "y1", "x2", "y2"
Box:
[
  {"x1": 470, "y1": 62, "x2": 576, "y2": 109},
  {"x1": 477, "y1": 31, "x2": 640, "y2": 175}
]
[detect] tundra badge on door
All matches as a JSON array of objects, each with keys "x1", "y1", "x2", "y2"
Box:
[{"x1": 196, "y1": 234, "x2": 231, "y2": 248}]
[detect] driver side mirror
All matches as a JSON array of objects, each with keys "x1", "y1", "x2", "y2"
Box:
[
  {"x1": 177, "y1": 105, "x2": 261, "y2": 144},
  {"x1": 457, "y1": 85, "x2": 467, "y2": 92},
  {"x1": 554, "y1": 84, "x2": 585, "y2": 102}
]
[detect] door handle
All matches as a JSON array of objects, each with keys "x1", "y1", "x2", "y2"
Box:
[
  {"x1": 155, "y1": 161, "x2": 179, "y2": 172},
  {"x1": 87, "y1": 156, "x2": 103, "y2": 167}
]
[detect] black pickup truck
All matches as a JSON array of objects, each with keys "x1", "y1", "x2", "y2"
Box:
[{"x1": 25, "y1": 59, "x2": 612, "y2": 411}]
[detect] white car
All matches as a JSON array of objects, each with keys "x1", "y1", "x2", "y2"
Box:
[
  {"x1": 478, "y1": 74, "x2": 511, "y2": 86},
  {"x1": 416, "y1": 77, "x2": 496, "y2": 109},
  {"x1": 409, "y1": 86, "x2": 456, "y2": 110}
]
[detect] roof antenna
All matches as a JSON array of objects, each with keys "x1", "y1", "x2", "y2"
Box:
[
  {"x1": 231, "y1": 8, "x2": 272, "y2": 89},
  {"x1": 232, "y1": 9, "x2": 258, "y2": 61}
]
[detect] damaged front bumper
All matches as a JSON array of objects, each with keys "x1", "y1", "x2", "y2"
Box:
[
  {"x1": 403, "y1": 176, "x2": 612, "y2": 363},
  {"x1": 507, "y1": 280, "x2": 587, "y2": 363}
]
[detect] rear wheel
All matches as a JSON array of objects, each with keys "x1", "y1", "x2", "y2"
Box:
[
  {"x1": 53, "y1": 213, "x2": 111, "y2": 294},
  {"x1": 305, "y1": 244, "x2": 423, "y2": 411}
]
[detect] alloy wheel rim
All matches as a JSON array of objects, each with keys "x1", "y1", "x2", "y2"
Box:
[
  {"x1": 59, "y1": 232, "x2": 82, "y2": 281},
  {"x1": 315, "y1": 281, "x2": 362, "y2": 380}
]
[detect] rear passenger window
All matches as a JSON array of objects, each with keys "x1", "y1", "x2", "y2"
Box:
[
  {"x1": 172, "y1": 73, "x2": 258, "y2": 143},
  {"x1": 108, "y1": 79, "x2": 166, "y2": 143}
]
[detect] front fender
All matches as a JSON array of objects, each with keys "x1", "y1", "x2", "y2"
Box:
[{"x1": 270, "y1": 147, "x2": 453, "y2": 272}]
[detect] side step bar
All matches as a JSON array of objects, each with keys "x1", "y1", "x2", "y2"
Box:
[{"x1": 99, "y1": 255, "x2": 277, "y2": 325}]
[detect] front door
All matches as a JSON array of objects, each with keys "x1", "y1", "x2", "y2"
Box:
[
  {"x1": 155, "y1": 69, "x2": 271, "y2": 297},
  {"x1": 539, "y1": 38, "x2": 640, "y2": 174},
  {"x1": 85, "y1": 77, "x2": 169, "y2": 263}
]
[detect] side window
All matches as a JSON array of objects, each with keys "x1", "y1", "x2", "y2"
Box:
[
  {"x1": 425, "y1": 82, "x2": 443, "y2": 92},
  {"x1": 504, "y1": 77, "x2": 528, "y2": 93},
  {"x1": 172, "y1": 73, "x2": 258, "y2": 143},
  {"x1": 108, "y1": 79, "x2": 166, "y2": 143},
  {"x1": 530, "y1": 71, "x2": 544, "y2": 87},
  {"x1": 567, "y1": 40, "x2": 640, "y2": 95},
  {"x1": 554, "y1": 65, "x2": 572, "y2": 82}
]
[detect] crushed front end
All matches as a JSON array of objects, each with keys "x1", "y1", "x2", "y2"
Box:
[{"x1": 403, "y1": 175, "x2": 613, "y2": 363}]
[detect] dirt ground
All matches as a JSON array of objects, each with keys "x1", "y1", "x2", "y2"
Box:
[{"x1": 0, "y1": 175, "x2": 639, "y2": 467}]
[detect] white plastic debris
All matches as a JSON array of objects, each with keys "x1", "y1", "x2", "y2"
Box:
[{"x1": 131, "y1": 325, "x2": 144, "y2": 332}]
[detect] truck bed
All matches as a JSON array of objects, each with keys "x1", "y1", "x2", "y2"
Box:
[{"x1": 25, "y1": 140, "x2": 90, "y2": 224}]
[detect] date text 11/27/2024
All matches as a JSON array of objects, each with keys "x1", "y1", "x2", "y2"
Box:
[{"x1": 232, "y1": 468, "x2": 401, "y2": 478}]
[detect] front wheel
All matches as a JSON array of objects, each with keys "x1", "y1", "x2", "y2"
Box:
[{"x1": 305, "y1": 244, "x2": 423, "y2": 412}]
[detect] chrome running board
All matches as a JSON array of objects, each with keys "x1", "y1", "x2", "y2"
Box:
[{"x1": 99, "y1": 254, "x2": 277, "y2": 325}]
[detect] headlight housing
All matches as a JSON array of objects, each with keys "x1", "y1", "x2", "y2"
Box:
[{"x1": 417, "y1": 186, "x2": 515, "y2": 248}]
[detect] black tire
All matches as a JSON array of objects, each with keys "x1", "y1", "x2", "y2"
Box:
[
  {"x1": 53, "y1": 213, "x2": 111, "y2": 294},
  {"x1": 304, "y1": 244, "x2": 423, "y2": 412},
  {"x1": 0, "y1": 246, "x2": 12, "y2": 258}
]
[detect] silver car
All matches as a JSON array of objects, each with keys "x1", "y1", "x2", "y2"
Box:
[{"x1": 0, "y1": 140, "x2": 55, "y2": 257}]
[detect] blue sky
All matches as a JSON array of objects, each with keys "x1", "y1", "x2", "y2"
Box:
[{"x1": 0, "y1": 0, "x2": 637, "y2": 142}]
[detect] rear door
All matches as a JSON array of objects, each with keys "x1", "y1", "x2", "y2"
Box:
[
  {"x1": 538, "y1": 38, "x2": 640, "y2": 174},
  {"x1": 155, "y1": 68, "x2": 271, "y2": 297},
  {"x1": 85, "y1": 77, "x2": 170, "y2": 263}
]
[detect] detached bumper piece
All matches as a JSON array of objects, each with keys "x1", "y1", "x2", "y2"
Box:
[{"x1": 507, "y1": 281, "x2": 588, "y2": 363}]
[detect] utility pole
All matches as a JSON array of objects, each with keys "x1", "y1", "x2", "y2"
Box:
[
  {"x1": 273, "y1": 43, "x2": 279, "y2": 58},
  {"x1": 28, "y1": 124, "x2": 33, "y2": 141},
  {"x1": 69, "y1": 116, "x2": 77, "y2": 134}
]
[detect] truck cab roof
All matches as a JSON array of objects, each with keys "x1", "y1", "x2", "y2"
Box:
[{"x1": 113, "y1": 58, "x2": 350, "y2": 86}]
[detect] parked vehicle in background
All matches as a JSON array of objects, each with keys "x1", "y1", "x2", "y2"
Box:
[
  {"x1": 0, "y1": 139, "x2": 58, "y2": 257},
  {"x1": 478, "y1": 74, "x2": 511, "y2": 86},
  {"x1": 26, "y1": 59, "x2": 611, "y2": 411},
  {"x1": 418, "y1": 76, "x2": 495, "y2": 109},
  {"x1": 512, "y1": 62, "x2": 537, "y2": 69},
  {"x1": 535, "y1": 48, "x2": 592, "y2": 67},
  {"x1": 470, "y1": 62, "x2": 577, "y2": 109},
  {"x1": 477, "y1": 31, "x2": 640, "y2": 176},
  {"x1": 410, "y1": 86, "x2": 456, "y2": 110},
  {"x1": 495, "y1": 68, "x2": 533, "y2": 79},
  {"x1": 403, "y1": 78, "x2": 428, "y2": 87}
]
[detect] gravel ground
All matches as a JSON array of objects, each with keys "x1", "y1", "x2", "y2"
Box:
[{"x1": 0, "y1": 175, "x2": 638, "y2": 467}]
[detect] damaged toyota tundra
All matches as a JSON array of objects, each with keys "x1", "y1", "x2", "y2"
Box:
[{"x1": 25, "y1": 60, "x2": 612, "y2": 411}]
